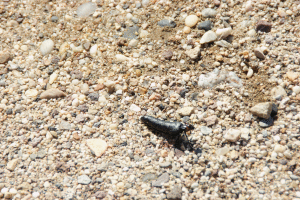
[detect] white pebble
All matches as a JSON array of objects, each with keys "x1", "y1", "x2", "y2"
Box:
[
  {"x1": 40, "y1": 39, "x2": 54, "y2": 56},
  {"x1": 185, "y1": 15, "x2": 198, "y2": 27},
  {"x1": 90, "y1": 44, "x2": 98, "y2": 57}
]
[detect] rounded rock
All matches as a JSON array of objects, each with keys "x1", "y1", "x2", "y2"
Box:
[{"x1": 185, "y1": 15, "x2": 198, "y2": 27}]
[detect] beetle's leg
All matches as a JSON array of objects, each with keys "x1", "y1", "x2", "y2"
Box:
[{"x1": 183, "y1": 130, "x2": 193, "y2": 150}]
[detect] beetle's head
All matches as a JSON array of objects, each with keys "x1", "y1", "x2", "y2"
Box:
[{"x1": 180, "y1": 123, "x2": 194, "y2": 132}]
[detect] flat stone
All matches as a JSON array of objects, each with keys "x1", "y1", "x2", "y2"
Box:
[
  {"x1": 162, "y1": 50, "x2": 173, "y2": 60},
  {"x1": 274, "y1": 144, "x2": 287, "y2": 153},
  {"x1": 256, "y1": 20, "x2": 272, "y2": 33},
  {"x1": 59, "y1": 120, "x2": 72, "y2": 130},
  {"x1": 0, "y1": 52, "x2": 10, "y2": 64},
  {"x1": 159, "y1": 161, "x2": 172, "y2": 168},
  {"x1": 200, "y1": 126, "x2": 212, "y2": 135},
  {"x1": 254, "y1": 48, "x2": 265, "y2": 59},
  {"x1": 215, "y1": 147, "x2": 230, "y2": 156},
  {"x1": 123, "y1": 25, "x2": 139, "y2": 39},
  {"x1": 17, "y1": 182, "x2": 32, "y2": 191},
  {"x1": 259, "y1": 117, "x2": 273, "y2": 128},
  {"x1": 197, "y1": 20, "x2": 213, "y2": 31},
  {"x1": 224, "y1": 129, "x2": 241, "y2": 142},
  {"x1": 25, "y1": 89, "x2": 38, "y2": 98},
  {"x1": 204, "y1": 115, "x2": 217, "y2": 126},
  {"x1": 158, "y1": 19, "x2": 176, "y2": 28},
  {"x1": 271, "y1": 86, "x2": 287, "y2": 98},
  {"x1": 240, "y1": 128, "x2": 250, "y2": 140},
  {"x1": 202, "y1": 8, "x2": 217, "y2": 18},
  {"x1": 78, "y1": 175, "x2": 91, "y2": 185},
  {"x1": 86, "y1": 139, "x2": 107, "y2": 157},
  {"x1": 142, "y1": 173, "x2": 157, "y2": 182},
  {"x1": 94, "y1": 191, "x2": 106, "y2": 199},
  {"x1": 152, "y1": 173, "x2": 170, "y2": 187},
  {"x1": 40, "y1": 88, "x2": 66, "y2": 99},
  {"x1": 185, "y1": 46, "x2": 201, "y2": 60},
  {"x1": 200, "y1": 30, "x2": 217, "y2": 44},
  {"x1": 286, "y1": 71, "x2": 299, "y2": 82},
  {"x1": 250, "y1": 102, "x2": 272, "y2": 119},
  {"x1": 115, "y1": 54, "x2": 128, "y2": 62},
  {"x1": 215, "y1": 40, "x2": 232, "y2": 48},
  {"x1": 7, "y1": 159, "x2": 18, "y2": 171},
  {"x1": 216, "y1": 27, "x2": 232, "y2": 39},
  {"x1": 40, "y1": 39, "x2": 54, "y2": 56},
  {"x1": 185, "y1": 15, "x2": 198, "y2": 27},
  {"x1": 76, "y1": 2, "x2": 97, "y2": 17},
  {"x1": 36, "y1": 150, "x2": 47, "y2": 159},
  {"x1": 167, "y1": 185, "x2": 182, "y2": 200},
  {"x1": 177, "y1": 107, "x2": 194, "y2": 116}
]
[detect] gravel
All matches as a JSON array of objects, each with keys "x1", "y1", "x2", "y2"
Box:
[{"x1": 0, "y1": 0, "x2": 300, "y2": 199}]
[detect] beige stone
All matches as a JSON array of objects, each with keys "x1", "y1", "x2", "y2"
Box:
[
  {"x1": 40, "y1": 88, "x2": 66, "y2": 99},
  {"x1": 86, "y1": 139, "x2": 107, "y2": 157},
  {"x1": 7, "y1": 159, "x2": 18, "y2": 171},
  {"x1": 250, "y1": 102, "x2": 272, "y2": 119}
]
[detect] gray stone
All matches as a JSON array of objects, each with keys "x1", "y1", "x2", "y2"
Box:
[
  {"x1": 158, "y1": 19, "x2": 176, "y2": 28},
  {"x1": 152, "y1": 173, "x2": 170, "y2": 187},
  {"x1": 78, "y1": 175, "x2": 91, "y2": 185},
  {"x1": 290, "y1": 175, "x2": 299, "y2": 180},
  {"x1": 259, "y1": 117, "x2": 273, "y2": 128},
  {"x1": 142, "y1": 173, "x2": 157, "y2": 182},
  {"x1": 197, "y1": 20, "x2": 213, "y2": 31},
  {"x1": 30, "y1": 154, "x2": 37, "y2": 160},
  {"x1": 88, "y1": 92, "x2": 99, "y2": 101},
  {"x1": 202, "y1": 8, "x2": 217, "y2": 18},
  {"x1": 224, "y1": 129, "x2": 241, "y2": 142},
  {"x1": 36, "y1": 150, "x2": 47, "y2": 159},
  {"x1": 123, "y1": 25, "x2": 140, "y2": 39},
  {"x1": 200, "y1": 126, "x2": 212, "y2": 135},
  {"x1": 250, "y1": 102, "x2": 273, "y2": 119},
  {"x1": 94, "y1": 191, "x2": 106, "y2": 199},
  {"x1": 167, "y1": 185, "x2": 182, "y2": 200},
  {"x1": 162, "y1": 50, "x2": 173, "y2": 60},
  {"x1": 59, "y1": 120, "x2": 72, "y2": 130},
  {"x1": 271, "y1": 86, "x2": 287, "y2": 99},
  {"x1": 51, "y1": 16, "x2": 59, "y2": 23},
  {"x1": 76, "y1": 2, "x2": 97, "y2": 17}
]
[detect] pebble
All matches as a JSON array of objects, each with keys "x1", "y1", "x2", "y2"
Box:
[
  {"x1": 215, "y1": 147, "x2": 229, "y2": 156},
  {"x1": 200, "y1": 30, "x2": 217, "y2": 44},
  {"x1": 25, "y1": 89, "x2": 38, "y2": 98},
  {"x1": 185, "y1": 15, "x2": 198, "y2": 27},
  {"x1": 256, "y1": 20, "x2": 272, "y2": 33},
  {"x1": 51, "y1": 16, "x2": 59, "y2": 23},
  {"x1": 224, "y1": 129, "x2": 241, "y2": 142},
  {"x1": 130, "y1": 104, "x2": 141, "y2": 112},
  {"x1": 78, "y1": 175, "x2": 91, "y2": 185},
  {"x1": 177, "y1": 107, "x2": 194, "y2": 116},
  {"x1": 115, "y1": 54, "x2": 128, "y2": 62},
  {"x1": 142, "y1": 173, "x2": 157, "y2": 182},
  {"x1": 286, "y1": 71, "x2": 299, "y2": 82},
  {"x1": 197, "y1": 20, "x2": 213, "y2": 31},
  {"x1": 250, "y1": 102, "x2": 272, "y2": 119},
  {"x1": 49, "y1": 73, "x2": 58, "y2": 84},
  {"x1": 139, "y1": 30, "x2": 149, "y2": 38},
  {"x1": 167, "y1": 185, "x2": 182, "y2": 200},
  {"x1": 271, "y1": 86, "x2": 287, "y2": 98},
  {"x1": 161, "y1": 50, "x2": 173, "y2": 60},
  {"x1": 123, "y1": 25, "x2": 139, "y2": 39},
  {"x1": 259, "y1": 117, "x2": 273, "y2": 128},
  {"x1": 40, "y1": 39, "x2": 54, "y2": 56},
  {"x1": 216, "y1": 27, "x2": 232, "y2": 39},
  {"x1": 76, "y1": 2, "x2": 97, "y2": 17},
  {"x1": 215, "y1": 40, "x2": 232, "y2": 48},
  {"x1": 128, "y1": 39, "x2": 138, "y2": 47},
  {"x1": 185, "y1": 46, "x2": 201, "y2": 60},
  {"x1": 157, "y1": 19, "x2": 176, "y2": 28},
  {"x1": 274, "y1": 144, "x2": 286, "y2": 153},
  {"x1": 254, "y1": 48, "x2": 265, "y2": 59},
  {"x1": 200, "y1": 126, "x2": 212, "y2": 135},
  {"x1": 40, "y1": 88, "x2": 66, "y2": 99},
  {"x1": 90, "y1": 44, "x2": 98, "y2": 57},
  {"x1": 152, "y1": 173, "x2": 170, "y2": 187},
  {"x1": 202, "y1": 8, "x2": 217, "y2": 18},
  {"x1": 0, "y1": 52, "x2": 10, "y2": 64},
  {"x1": 6, "y1": 159, "x2": 18, "y2": 171},
  {"x1": 86, "y1": 139, "x2": 107, "y2": 157},
  {"x1": 292, "y1": 86, "x2": 300, "y2": 94},
  {"x1": 159, "y1": 161, "x2": 172, "y2": 168},
  {"x1": 32, "y1": 192, "x2": 40, "y2": 198},
  {"x1": 183, "y1": 26, "x2": 191, "y2": 34}
]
